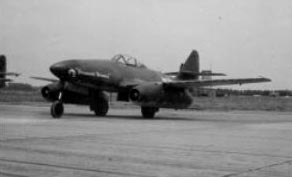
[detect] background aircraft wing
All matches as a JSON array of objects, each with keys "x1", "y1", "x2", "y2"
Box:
[
  {"x1": 30, "y1": 76, "x2": 58, "y2": 82},
  {"x1": 0, "y1": 72, "x2": 20, "y2": 77},
  {"x1": 163, "y1": 77, "x2": 271, "y2": 89},
  {"x1": 0, "y1": 78, "x2": 12, "y2": 82}
]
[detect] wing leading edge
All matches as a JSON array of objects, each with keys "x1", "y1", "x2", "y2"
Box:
[
  {"x1": 163, "y1": 77, "x2": 271, "y2": 89},
  {"x1": 30, "y1": 76, "x2": 59, "y2": 82}
]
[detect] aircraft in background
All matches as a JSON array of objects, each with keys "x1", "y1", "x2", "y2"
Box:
[
  {"x1": 32, "y1": 50, "x2": 271, "y2": 118},
  {"x1": 0, "y1": 55, "x2": 20, "y2": 88}
]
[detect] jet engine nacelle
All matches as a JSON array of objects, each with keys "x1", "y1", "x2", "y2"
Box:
[
  {"x1": 41, "y1": 82, "x2": 63, "y2": 101},
  {"x1": 129, "y1": 83, "x2": 193, "y2": 109},
  {"x1": 42, "y1": 82, "x2": 90, "y2": 105},
  {"x1": 129, "y1": 83, "x2": 162, "y2": 102}
]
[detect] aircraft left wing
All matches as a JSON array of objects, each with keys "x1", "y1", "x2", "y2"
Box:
[
  {"x1": 30, "y1": 76, "x2": 58, "y2": 82},
  {"x1": 163, "y1": 77, "x2": 271, "y2": 89}
]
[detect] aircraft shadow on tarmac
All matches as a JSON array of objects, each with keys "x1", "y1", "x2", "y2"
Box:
[
  {"x1": 40, "y1": 111, "x2": 249, "y2": 122},
  {"x1": 45, "y1": 112, "x2": 197, "y2": 121},
  {"x1": 39, "y1": 111, "x2": 291, "y2": 123}
]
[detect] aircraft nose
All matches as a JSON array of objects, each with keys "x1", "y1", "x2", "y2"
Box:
[{"x1": 50, "y1": 62, "x2": 67, "y2": 78}]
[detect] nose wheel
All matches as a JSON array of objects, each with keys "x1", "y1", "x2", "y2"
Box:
[
  {"x1": 51, "y1": 92, "x2": 64, "y2": 118},
  {"x1": 51, "y1": 101, "x2": 64, "y2": 118}
]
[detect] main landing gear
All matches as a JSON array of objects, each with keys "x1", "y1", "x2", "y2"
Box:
[
  {"x1": 141, "y1": 106, "x2": 159, "y2": 118},
  {"x1": 90, "y1": 96, "x2": 109, "y2": 117}
]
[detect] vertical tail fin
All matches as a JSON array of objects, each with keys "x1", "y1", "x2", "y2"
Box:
[
  {"x1": 178, "y1": 50, "x2": 200, "y2": 80},
  {"x1": 0, "y1": 55, "x2": 7, "y2": 88}
]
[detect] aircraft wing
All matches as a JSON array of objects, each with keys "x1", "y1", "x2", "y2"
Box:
[
  {"x1": 30, "y1": 76, "x2": 58, "y2": 82},
  {"x1": 163, "y1": 77, "x2": 271, "y2": 89},
  {"x1": 164, "y1": 71, "x2": 226, "y2": 76},
  {"x1": 0, "y1": 72, "x2": 20, "y2": 77},
  {"x1": 0, "y1": 78, "x2": 12, "y2": 82}
]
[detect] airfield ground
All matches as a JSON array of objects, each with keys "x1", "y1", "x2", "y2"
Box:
[{"x1": 0, "y1": 104, "x2": 292, "y2": 177}]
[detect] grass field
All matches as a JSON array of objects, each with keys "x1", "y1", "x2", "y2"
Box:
[
  {"x1": 0, "y1": 90, "x2": 43, "y2": 102},
  {"x1": 191, "y1": 96, "x2": 292, "y2": 111},
  {"x1": 1, "y1": 90, "x2": 292, "y2": 111}
]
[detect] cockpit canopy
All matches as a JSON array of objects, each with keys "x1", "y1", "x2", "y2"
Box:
[{"x1": 111, "y1": 54, "x2": 146, "y2": 68}]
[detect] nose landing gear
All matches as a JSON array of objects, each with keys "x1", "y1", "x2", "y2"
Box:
[{"x1": 51, "y1": 92, "x2": 64, "y2": 118}]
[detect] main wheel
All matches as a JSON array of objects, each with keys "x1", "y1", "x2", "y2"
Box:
[
  {"x1": 91, "y1": 98, "x2": 109, "y2": 117},
  {"x1": 50, "y1": 101, "x2": 64, "y2": 118},
  {"x1": 141, "y1": 107, "x2": 158, "y2": 118}
]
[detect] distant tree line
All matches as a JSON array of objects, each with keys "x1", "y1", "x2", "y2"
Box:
[
  {"x1": 215, "y1": 89, "x2": 292, "y2": 97},
  {"x1": 2, "y1": 83, "x2": 40, "y2": 91}
]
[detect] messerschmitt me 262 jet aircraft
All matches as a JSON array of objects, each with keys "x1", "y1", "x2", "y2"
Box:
[{"x1": 33, "y1": 50, "x2": 271, "y2": 118}]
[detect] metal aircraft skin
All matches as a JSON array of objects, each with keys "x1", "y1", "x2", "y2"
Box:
[
  {"x1": 35, "y1": 50, "x2": 271, "y2": 118},
  {"x1": 0, "y1": 55, "x2": 20, "y2": 88}
]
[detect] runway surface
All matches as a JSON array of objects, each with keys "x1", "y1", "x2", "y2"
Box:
[{"x1": 0, "y1": 104, "x2": 292, "y2": 177}]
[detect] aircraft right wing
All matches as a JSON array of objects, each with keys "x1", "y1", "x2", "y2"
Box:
[
  {"x1": 163, "y1": 77, "x2": 271, "y2": 89},
  {"x1": 164, "y1": 71, "x2": 226, "y2": 76}
]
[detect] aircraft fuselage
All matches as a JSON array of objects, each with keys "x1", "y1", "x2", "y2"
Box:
[{"x1": 50, "y1": 59, "x2": 163, "y2": 92}]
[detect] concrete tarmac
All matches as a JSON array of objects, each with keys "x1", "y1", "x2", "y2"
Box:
[{"x1": 0, "y1": 104, "x2": 292, "y2": 177}]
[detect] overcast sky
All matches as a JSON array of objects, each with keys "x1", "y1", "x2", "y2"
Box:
[{"x1": 1, "y1": 0, "x2": 292, "y2": 90}]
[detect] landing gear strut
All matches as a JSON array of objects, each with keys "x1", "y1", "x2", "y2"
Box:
[
  {"x1": 141, "y1": 107, "x2": 159, "y2": 118},
  {"x1": 51, "y1": 92, "x2": 64, "y2": 118}
]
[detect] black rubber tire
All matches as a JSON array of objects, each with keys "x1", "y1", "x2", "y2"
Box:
[
  {"x1": 50, "y1": 101, "x2": 64, "y2": 118},
  {"x1": 141, "y1": 107, "x2": 157, "y2": 118},
  {"x1": 93, "y1": 99, "x2": 109, "y2": 117}
]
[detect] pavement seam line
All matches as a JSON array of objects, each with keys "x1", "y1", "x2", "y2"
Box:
[
  {"x1": 222, "y1": 159, "x2": 292, "y2": 177},
  {"x1": 0, "y1": 171, "x2": 29, "y2": 177},
  {"x1": 0, "y1": 158, "x2": 155, "y2": 177}
]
